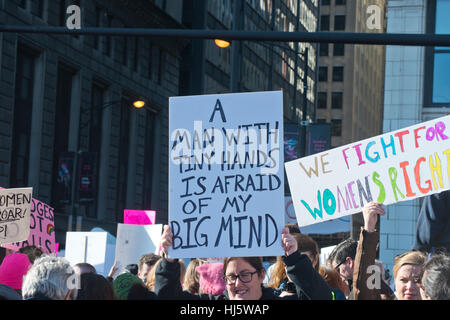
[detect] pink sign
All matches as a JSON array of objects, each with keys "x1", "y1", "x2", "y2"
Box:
[
  {"x1": 124, "y1": 210, "x2": 156, "y2": 225},
  {"x1": 1, "y1": 188, "x2": 56, "y2": 254}
]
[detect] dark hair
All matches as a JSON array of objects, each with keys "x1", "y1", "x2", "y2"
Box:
[
  {"x1": 138, "y1": 253, "x2": 161, "y2": 272},
  {"x1": 127, "y1": 282, "x2": 155, "y2": 300},
  {"x1": 330, "y1": 238, "x2": 358, "y2": 265},
  {"x1": 74, "y1": 262, "x2": 97, "y2": 274},
  {"x1": 422, "y1": 253, "x2": 450, "y2": 300},
  {"x1": 223, "y1": 257, "x2": 264, "y2": 277},
  {"x1": 18, "y1": 245, "x2": 43, "y2": 264},
  {"x1": 285, "y1": 223, "x2": 301, "y2": 234},
  {"x1": 76, "y1": 273, "x2": 116, "y2": 300},
  {"x1": 125, "y1": 264, "x2": 139, "y2": 275}
]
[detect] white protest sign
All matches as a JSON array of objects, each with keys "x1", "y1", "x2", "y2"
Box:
[
  {"x1": 64, "y1": 232, "x2": 115, "y2": 277},
  {"x1": 169, "y1": 91, "x2": 284, "y2": 258},
  {"x1": 0, "y1": 188, "x2": 32, "y2": 245},
  {"x1": 285, "y1": 115, "x2": 450, "y2": 227},
  {"x1": 115, "y1": 223, "x2": 162, "y2": 275}
]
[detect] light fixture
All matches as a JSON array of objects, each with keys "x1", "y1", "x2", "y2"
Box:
[
  {"x1": 214, "y1": 39, "x2": 231, "y2": 48},
  {"x1": 133, "y1": 100, "x2": 146, "y2": 109}
]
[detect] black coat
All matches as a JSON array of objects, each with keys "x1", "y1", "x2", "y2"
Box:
[
  {"x1": 154, "y1": 251, "x2": 332, "y2": 300},
  {"x1": 413, "y1": 190, "x2": 450, "y2": 253}
]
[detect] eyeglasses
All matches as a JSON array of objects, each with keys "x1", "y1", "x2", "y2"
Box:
[
  {"x1": 334, "y1": 259, "x2": 346, "y2": 270},
  {"x1": 224, "y1": 271, "x2": 258, "y2": 284}
]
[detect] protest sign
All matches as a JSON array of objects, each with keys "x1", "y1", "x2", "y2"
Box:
[
  {"x1": 64, "y1": 232, "x2": 115, "y2": 277},
  {"x1": 115, "y1": 223, "x2": 162, "y2": 275},
  {"x1": 124, "y1": 209, "x2": 156, "y2": 225},
  {"x1": 169, "y1": 91, "x2": 284, "y2": 258},
  {"x1": 284, "y1": 196, "x2": 350, "y2": 234},
  {"x1": 1, "y1": 190, "x2": 56, "y2": 254},
  {"x1": 285, "y1": 115, "x2": 450, "y2": 227},
  {"x1": 0, "y1": 188, "x2": 32, "y2": 245}
]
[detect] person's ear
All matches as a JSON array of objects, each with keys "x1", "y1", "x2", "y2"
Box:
[{"x1": 347, "y1": 257, "x2": 354, "y2": 269}]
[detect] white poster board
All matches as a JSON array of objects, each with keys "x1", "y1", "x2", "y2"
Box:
[
  {"x1": 0, "y1": 187, "x2": 32, "y2": 245},
  {"x1": 169, "y1": 91, "x2": 285, "y2": 258},
  {"x1": 284, "y1": 196, "x2": 350, "y2": 234},
  {"x1": 64, "y1": 232, "x2": 115, "y2": 277},
  {"x1": 285, "y1": 115, "x2": 450, "y2": 227},
  {"x1": 115, "y1": 223, "x2": 163, "y2": 275}
]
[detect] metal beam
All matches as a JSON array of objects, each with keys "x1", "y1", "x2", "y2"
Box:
[{"x1": 1, "y1": 26, "x2": 450, "y2": 46}]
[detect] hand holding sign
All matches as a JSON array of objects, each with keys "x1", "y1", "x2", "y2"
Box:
[
  {"x1": 362, "y1": 202, "x2": 386, "y2": 232},
  {"x1": 161, "y1": 225, "x2": 175, "y2": 263}
]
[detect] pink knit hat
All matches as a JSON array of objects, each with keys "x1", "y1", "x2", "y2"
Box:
[
  {"x1": 0, "y1": 253, "x2": 32, "y2": 290},
  {"x1": 196, "y1": 262, "x2": 226, "y2": 296}
]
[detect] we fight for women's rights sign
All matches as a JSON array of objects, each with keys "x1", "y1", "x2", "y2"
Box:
[
  {"x1": 285, "y1": 115, "x2": 450, "y2": 227},
  {"x1": 168, "y1": 91, "x2": 284, "y2": 259}
]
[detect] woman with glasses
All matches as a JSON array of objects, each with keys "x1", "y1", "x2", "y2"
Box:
[{"x1": 154, "y1": 225, "x2": 332, "y2": 300}]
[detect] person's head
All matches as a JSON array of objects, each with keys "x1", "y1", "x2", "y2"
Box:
[
  {"x1": 295, "y1": 234, "x2": 320, "y2": 271},
  {"x1": 183, "y1": 258, "x2": 205, "y2": 293},
  {"x1": 145, "y1": 258, "x2": 161, "y2": 291},
  {"x1": 268, "y1": 233, "x2": 318, "y2": 289},
  {"x1": 125, "y1": 264, "x2": 138, "y2": 276},
  {"x1": 285, "y1": 223, "x2": 301, "y2": 235},
  {"x1": 420, "y1": 253, "x2": 450, "y2": 300},
  {"x1": 127, "y1": 281, "x2": 154, "y2": 300},
  {"x1": 22, "y1": 255, "x2": 76, "y2": 300},
  {"x1": 138, "y1": 253, "x2": 160, "y2": 282},
  {"x1": 73, "y1": 262, "x2": 97, "y2": 276},
  {"x1": 393, "y1": 251, "x2": 427, "y2": 300},
  {"x1": 223, "y1": 256, "x2": 265, "y2": 300},
  {"x1": 76, "y1": 273, "x2": 115, "y2": 300},
  {"x1": 113, "y1": 272, "x2": 143, "y2": 300},
  {"x1": 329, "y1": 238, "x2": 358, "y2": 282},
  {"x1": 196, "y1": 262, "x2": 226, "y2": 296},
  {"x1": 0, "y1": 253, "x2": 32, "y2": 292},
  {"x1": 18, "y1": 245, "x2": 43, "y2": 264},
  {"x1": 318, "y1": 265, "x2": 349, "y2": 298}
]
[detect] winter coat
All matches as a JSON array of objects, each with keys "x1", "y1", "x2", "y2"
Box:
[{"x1": 154, "y1": 251, "x2": 332, "y2": 300}]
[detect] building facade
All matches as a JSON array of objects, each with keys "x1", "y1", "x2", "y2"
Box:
[
  {"x1": 317, "y1": 0, "x2": 387, "y2": 238},
  {"x1": 0, "y1": 0, "x2": 184, "y2": 245},
  {"x1": 380, "y1": 0, "x2": 450, "y2": 277}
]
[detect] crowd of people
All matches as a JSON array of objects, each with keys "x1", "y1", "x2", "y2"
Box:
[{"x1": 0, "y1": 191, "x2": 449, "y2": 301}]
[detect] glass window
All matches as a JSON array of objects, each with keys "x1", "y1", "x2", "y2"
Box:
[
  {"x1": 334, "y1": 15, "x2": 346, "y2": 31},
  {"x1": 332, "y1": 66, "x2": 343, "y2": 82},
  {"x1": 331, "y1": 119, "x2": 342, "y2": 136},
  {"x1": 319, "y1": 66, "x2": 328, "y2": 82},
  {"x1": 431, "y1": 0, "x2": 450, "y2": 103},
  {"x1": 318, "y1": 92, "x2": 327, "y2": 109},
  {"x1": 51, "y1": 65, "x2": 74, "y2": 208},
  {"x1": 333, "y1": 43, "x2": 345, "y2": 56},
  {"x1": 18, "y1": 0, "x2": 27, "y2": 9},
  {"x1": 10, "y1": 48, "x2": 35, "y2": 188},
  {"x1": 321, "y1": 0, "x2": 330, "y2": 5},
  {"x1": 319, "y1": 43, "x2": 329, "y2": 57},
  {"x1": 331, "y1": 92, "x2": 343, "y2": 109},
  {"x1": 320, "y1": 15, "x2": 330, "y2": 31},
  {"x1": 335, "y1": 0, "x2": 346, "y2": 5}
]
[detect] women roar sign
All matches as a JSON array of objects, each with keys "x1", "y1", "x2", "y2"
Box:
[{"x1": 285, "y1": 115, "x2": 450, "y2": 227}]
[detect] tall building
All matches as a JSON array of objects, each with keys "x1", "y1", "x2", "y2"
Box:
[
  {"x1": 380, "y1": 0, "x2": 449, "y2": 276},
  {"x1": 180, "y1": 0, "x2": 319, "y2": 127},
  {"x1": 0, "y1": 0, "x2": 184, "y2": 245},
  {"x1": 317, "y1": 0, "x2": 387, "y2": 238}
]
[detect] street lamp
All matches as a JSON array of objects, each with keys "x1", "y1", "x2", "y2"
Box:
[{"x1": 70, "y1": 98, "x2": 154, "y2": 231}]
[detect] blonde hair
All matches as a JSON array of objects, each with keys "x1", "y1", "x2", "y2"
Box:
[
  {"x1": 183, "y1": 259, "x2": 206, "y2": 293},
  {"x1": 393, "y1": 251, "x2": 427, "y2": 280}
]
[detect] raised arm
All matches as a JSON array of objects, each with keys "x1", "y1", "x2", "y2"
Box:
[{"x1": 282, "y1": 228, "x2": 332, "y2": 300}]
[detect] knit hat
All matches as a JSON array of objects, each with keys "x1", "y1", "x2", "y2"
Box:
[
  {"x1": 196, "y1": 262, "x2": 226, "y2": 296},
  {"x1": 0, "y1": 253, "x2": 32, "y2": 290},
  {"x1": 113, "y1": 272, "x2": 143, "y2": 300}
]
